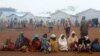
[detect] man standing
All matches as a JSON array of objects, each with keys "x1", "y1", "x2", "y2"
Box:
[
  {"x1": 80, "y1": 16, "x2": 89, "y2": 37},
  {"x1": 48, "y1": 20, "x2": 54, "y2": 33}
]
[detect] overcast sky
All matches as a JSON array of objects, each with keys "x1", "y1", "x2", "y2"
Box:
[{"x1": 0, "y1": 0, "x2": 100, "y2": 15}]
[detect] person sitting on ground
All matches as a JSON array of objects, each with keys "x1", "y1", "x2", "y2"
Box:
[
  {"x1": 78, "y1": 36, "x2": 91, "y2": 53},
  {"x1": 20, "y1": 37, "x2": 31, "y2": 52},
  {"x1": 91, "y1": 38, "x2": 100, "y2": 52},
  {"x1": 58, "y1": 34, "x2": 68, "y2": 51},
  {"x1": 5, "y1": 38, "x2": 15, "y2": 51},
  {"x1": 0, "y1": 38, "x2": 15, "y2": 51},
  {"x1": 50, "y1": 34, "x2": 59, "y2": 52},
  {"x1": 15, "y1": 32, "x2": 25, "y2": 49},
  {"x1": 68, "y1": 31, "x2": 78, "y2": 51},
  {"x1": 41, "y1": 33, "x2": 51, "y2": 53},
  {"x1": 15, "y1": 32, "x2": 30, "y2": 52},
  {"x1": 31, "y1": 34, "x2": 41, "y2": 52}
]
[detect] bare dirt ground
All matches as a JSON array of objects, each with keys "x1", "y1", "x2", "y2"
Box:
[{"x1": 0, "y1": 27, "x2": 100, "y2": 56}]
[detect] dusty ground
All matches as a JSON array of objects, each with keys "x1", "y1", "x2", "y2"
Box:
[{"x1": 0, "y1": 27, "x2": 100, "y2": 56}]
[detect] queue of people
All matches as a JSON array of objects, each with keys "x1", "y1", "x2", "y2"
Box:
[{"x1": 0, "y1": 31, "x2": 100, "y2": 53}]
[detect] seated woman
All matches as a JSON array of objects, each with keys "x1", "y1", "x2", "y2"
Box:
[
  {"x1": 91, "y1": 38, "x2": 100, "y2": 52},
  {"x1": 50, "y1": 34, "x2": 59, "y2": 52},
  {"x1": 78, "y1": 36, "x2": 91, "y2": 53},
  {"x1": 41, "y1": 33, "x2": 51, "y2": 53},
  {"x1": 20, "y1": 37, "x2": 31, "y2": 52},
  {"x1": 15, "y1": 32, "x2": 30, "y2": 52},
  {"x1": 68, "y1": 31, "x2": 78, "y2": 51},
  {"x1": 5, "y1": 38, "x2": 15, "y2": 51},
  {"x1": 15, "y1": 32, "x2": 25, "y2": 49},
  {"x1": 0, "y1": 38, "x2": 15, "y2": 51},
  {"x1": 58, "y1": 34, "x2": 68, "y2": 51},
  {"x1": 31, "y1": 34, "x2": 41, "y2": 52}
]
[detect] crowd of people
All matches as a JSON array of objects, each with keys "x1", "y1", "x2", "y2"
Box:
[{"x1": 0, "y1": 16, "x2": 100, "y2": 54}]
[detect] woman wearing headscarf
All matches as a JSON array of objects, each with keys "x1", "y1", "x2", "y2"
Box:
[
  {"x1": 68, "y1": 31, "x2": 78, "y2": 51},
  {"x1": 41, "y1": 33, "x2": 51, "y2": 53},
  {"x1": 31, "y1": 34, "x2": 41, "y2": 52},
  {"x1": 64, "y1": 17, "x2": 71, "y2": 38},
  {"x1": 58, "y1": 34, "x2": 68, "y2": 51},
  {"x1": 15, "y1": 32, "x2": 30, "y2": 52},
  {"x1": 50, "y1": 34, "x2": 59, "y2": 52},
  {"x1": 15, "y1": 32, "x2": 26, "y2": 49},
  {"x1": 5, "y1": 38, "x2": 15, "y2": 51},
  {"x1": 0, "y1": 38, "x2": 15, "y2": 51}
]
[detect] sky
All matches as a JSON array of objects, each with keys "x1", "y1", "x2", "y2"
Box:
[{"x1": 0, "y1": 0, "x2": 100, "y2": 16}]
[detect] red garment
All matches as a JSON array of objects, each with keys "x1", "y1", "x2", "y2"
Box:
[
  {"x1": 8, "y1": 42, "x2": 15, "y2": 51},
  {"x1": 29, "y1": 44, "x2": 37, "y2": 52},
  {"x1": 29, "y1": 40, "x2": 41, "y2": 52},
  {"x1": 70, "y1": 42, "x2": 77, "y2": 49},
  {"x1": 35, "y1": 40, "x2": 41, "y2": 48}
]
